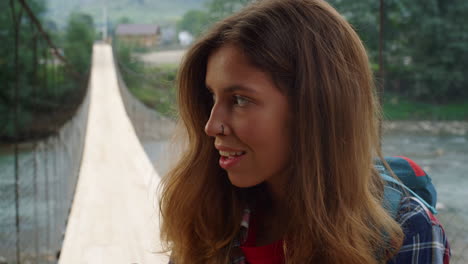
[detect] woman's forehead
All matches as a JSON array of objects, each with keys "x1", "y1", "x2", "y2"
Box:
[{"x1": 205, "y1": 44, "x2": 275, "y2": 94}]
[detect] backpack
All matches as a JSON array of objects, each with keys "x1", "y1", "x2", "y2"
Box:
[{"x1": 375, "y1": 156, "x2": 438, "y2": 217}]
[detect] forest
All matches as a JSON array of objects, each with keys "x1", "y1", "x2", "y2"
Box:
[{"x1": 0, "y1": 0, "x2": 95, "y2": 141}]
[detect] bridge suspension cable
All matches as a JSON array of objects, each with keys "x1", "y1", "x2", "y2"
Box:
[
  {"x1": 3, "y1": 0, "x2": 91, "y2": 263},
  {"x1": 16, "y1": 0, "x2": 83, "y2": 80}
]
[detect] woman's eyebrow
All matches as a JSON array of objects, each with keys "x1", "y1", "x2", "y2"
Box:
[{"x1": 205, "y1": 84, "x2": 258, "y2": 95}]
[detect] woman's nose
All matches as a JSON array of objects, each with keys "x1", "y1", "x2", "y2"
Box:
[{"x1": 205, "y1": 105, "x2": 226, "y2": 137}]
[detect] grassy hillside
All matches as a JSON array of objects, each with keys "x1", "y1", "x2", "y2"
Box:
[{"x1": 46, "y1": 0, "x2": 207, "y2": 28}]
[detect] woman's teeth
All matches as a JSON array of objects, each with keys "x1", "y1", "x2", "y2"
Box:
[{"x1": 219, "y1": 151, "x2": 245, "y2": 157}]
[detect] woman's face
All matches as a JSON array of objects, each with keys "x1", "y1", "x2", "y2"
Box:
[{"x1": 205, "y1": 44, "x2": 291, "y2": 191}]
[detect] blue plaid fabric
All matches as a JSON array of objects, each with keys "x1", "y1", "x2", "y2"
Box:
[
  {"x1": 387, "y1": 197, "x2": 451, "y2": 264},
  {"x1": 228, "y1": 197, "x2": 451, "y2": 264}
]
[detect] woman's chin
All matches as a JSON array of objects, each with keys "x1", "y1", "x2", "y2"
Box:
[{"x1": 227, "y1": 173, "x2": 262, "y2": 188}]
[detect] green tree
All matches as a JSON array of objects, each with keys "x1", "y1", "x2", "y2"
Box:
[
  {"x1": 0, "y1": 0, "x2": 48, "y2": 139},
  {"x1": 177, "y1": 9, "x2": 212, "y2": 37},
  {"x1": 206, "y1": 0, "x2": 251, "y2": 21},
  {"x1": 118, "y1": 17, "x2": 132, "y2": 24},
  {"x1": 385, "y1": 0, "x2": 468, "y2": 101},
  {"x1": 0, "y1": 2, "x2": 96, "y2": 141},
  {"x1": 177, "y1": 0, "x2": 251, "y2": 38},
  {"x1": 328, "y1": 0, "x2": 468, "y2": 102},
  {"x1": 63, "y1": 12, "x2": 95, "y2": 73}
]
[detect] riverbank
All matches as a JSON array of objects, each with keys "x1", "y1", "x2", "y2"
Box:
[{"x1": 383, "y1": 121, "x2": 468, "y2": 136}]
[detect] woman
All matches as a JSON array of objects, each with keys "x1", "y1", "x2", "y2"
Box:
[{"x1": 159, "y1": 0, "x2": 450, "y2": 263}]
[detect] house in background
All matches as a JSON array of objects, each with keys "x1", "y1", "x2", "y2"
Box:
[
  {"x1": 115, "y1": 24, "x2": 161, "y2": 48},
  {"x1": 178, "y1": 31, "x2": 194, "y2": 47}
]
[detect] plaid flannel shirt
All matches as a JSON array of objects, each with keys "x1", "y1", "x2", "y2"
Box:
[
  {"x1": 387, "y1": 197, "x2": 451, "y2": 264},
  {"x1": 228, "y1": 197, "x2": 450, "y2": 264},
  {"x1": 169, "y1": 197, "x2": 450, "y2": 264}
]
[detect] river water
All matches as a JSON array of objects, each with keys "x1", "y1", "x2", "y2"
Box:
[{"x1": 381, "y1": 132, "x2": 468, "y2": 260}]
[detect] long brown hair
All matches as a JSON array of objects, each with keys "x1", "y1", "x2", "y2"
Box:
[{"x1": 159, "y1": 0, "x2": 403, "y2": 263}]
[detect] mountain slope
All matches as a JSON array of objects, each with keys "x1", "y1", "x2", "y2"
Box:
[{"x1": 46, "y1": 0, "x2": 207, "y2": 27}]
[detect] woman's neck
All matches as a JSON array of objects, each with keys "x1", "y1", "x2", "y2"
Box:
[
  {"x1": 254, "y1": 204, "x2": 288, "y2": 246},
  {"x1": 253, "y1": 187, "x2": 289, "y2": 246},
  {"x1": 266, "y1": 171, "x2": 288, "y2": 205}
]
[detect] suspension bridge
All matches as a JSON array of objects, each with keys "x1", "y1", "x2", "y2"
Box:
[
  {"x1": 1, "y1": 0, "x2": 176, "y2": 261},
  {"x1": 1, "y1": 41, "x2": 173, "y2": 263},
  {"x1": 56, "y1": 43, "x2": 169, "y2": 263}
]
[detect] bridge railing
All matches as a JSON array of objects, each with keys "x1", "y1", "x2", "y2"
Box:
[
  {"x1": 0, "y1": 86, "x2": 90, "y2": 264},
  {"x1": 0, "y1": 0, "x2": 90, "y2": 263},
  {"x1": 113, "y1": 46, "x2": 175, "y2": 143}
]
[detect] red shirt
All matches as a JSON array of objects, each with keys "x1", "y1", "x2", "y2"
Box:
[{"x1": 240, "y1": 213, "x2": 285, "y2": 264}]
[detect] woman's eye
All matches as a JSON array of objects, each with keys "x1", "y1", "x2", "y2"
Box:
[{"x1": 234, "y1": 95, "x2": 249, "y2": 107}]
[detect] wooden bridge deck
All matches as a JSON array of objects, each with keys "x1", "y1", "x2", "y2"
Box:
[{"x1": 59, "y1": 43, "x2": 169, "y2": 264}]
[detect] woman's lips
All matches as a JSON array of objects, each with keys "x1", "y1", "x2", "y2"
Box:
[{"x1": 219, "y1": 153, "x2": 245, "y2": 169}]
